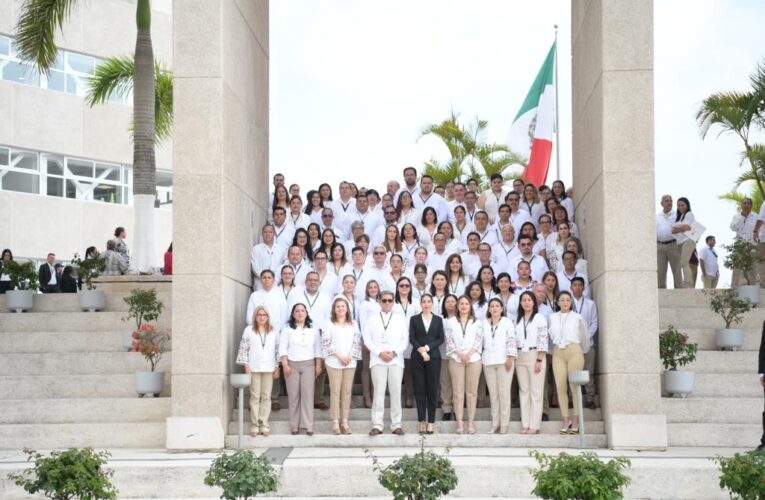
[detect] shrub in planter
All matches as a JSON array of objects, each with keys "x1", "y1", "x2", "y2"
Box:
[
  {"x1": 659, "y1": 325, "x2": 698, "y2": 371},
  {"x1": 72, "y1": 253, "x2": 106, "y2": 291},
  {"x1": 714, "y1": 451, "x2": 765, "y2": 500},
  {"x1": 131, "y1": 323, "x2": 172, "y2": 372},
  {"x1": 723, "y1": 238, "x2": 762, "y2": 287},
  {"x1": 123, "y1": 288, "x2": 165, "y2": 329},
  {"x1": 9, "y1": 448, "x2": 118, "y2": 500},
  {"x1": 366, "y1": 436, "x2": 458, "y2": 500},
  {"x1": 707, "y1": 289, "x2": 752, "y2": 350},
  {"x1": 530, "y1": 451, "x2": 631, "y2": 500},
  {"x1": 2, "y1": 259, "x2": 39, "y2": 291},
  {"x1": 203, "y1": 449, "x2": 279, "y2": 500}
]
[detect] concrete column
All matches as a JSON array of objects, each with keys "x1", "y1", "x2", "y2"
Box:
[
  {"x1": 167, "y1": 0, "x2": 269, "y2": 450},
  {"x1": 571, "y1": 0, "x2": 667, "y2": 449}
]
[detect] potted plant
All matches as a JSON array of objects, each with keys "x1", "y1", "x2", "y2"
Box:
[
  {"x1": 366, "y1": 436, "x2": 458, "y2": 500},
  {"x1": 122, "y1": 288, "x2": 165, "y2": 351},
  {"x1": 530, "y1": 451, "x2": 631, "y2": 500},
  {"x1": 73, "y1": 253, "x2": 107, "y2": 312},
  {"x1": 9, "y1": 448, "x2": 118, "y2": 500},
  {"x1": 659, "y1": 324, "x2": 698, "y2": 398},
  {"x1": 203, "y1": 449, "x2": 279, "y2": 499},
  {"x1": 131, "y1": 323, "x2": 171, "y2": 397},
  {"x1": 714, "y1": 451, "x2": 765, "y2": 499},
  {"x1": 2, "y1": 260, "x2": 39, "y2": 312},
  {"x1": 707, "y1": 289, "x2": 752, "y2": 351},
  {"x1": 723, "y1": 238, "x2": 762, "y2": 306}
]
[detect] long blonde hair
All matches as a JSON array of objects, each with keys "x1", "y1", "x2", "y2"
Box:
[{"x1": 251, "y1": 305, "x2": 274, "y2": 333}]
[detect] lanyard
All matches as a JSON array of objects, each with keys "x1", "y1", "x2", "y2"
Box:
[
  {"x1": 467, "y1": 210, "x2": 476, "y2": 223},
  {"x1": 500, "y1": 242, "x2": 515, "y2": 256},
  {"x1": 340, "y1": 201, "x2": 351, "y2": 213},
  {"x1": 490, "y1": 318, "x2": 500, "y2": 340},
  {"x1": 352, "y1": 268, "x2": 364, "y2": 282},
  {"x1": 256, "y1": 331, "x2": 268, "y2": 350},
  {"x1": 290, "y1": 213, "x2": 301, "y2": 225},
  {"x1": 304, "y1": 291, "x2": 319, "y2": 309},
  {"x1": 404, "y1": 241, "x2": 419, "y2": 253},
  {"x1": 282, "y1": 285, "x2": 293, "y2": 301},
  {"x1": 275, "y1": 225, "x2": 286, "y2": 239},
  {"x1": 420, "y1": 193, "x2": 432, "y2": 205},
  {"x1": 449, "y1": 278, "x2": 460, "y2": 294},
  {"x1": 522, "y1": 317, "x2": 530, "y2": 342}
]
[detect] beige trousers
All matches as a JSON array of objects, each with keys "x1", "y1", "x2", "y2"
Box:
[
  {"x1": 284, "y1": 359, "x2": 315, "y2": 431},
  {"x1": 326, "y1": 366, "x2": 355, "y2": 421},
  {"x1": 449, "y1": 359, "x2": 482, "y2": 423},
  {"x1": 678, "y1": 240, "x2": 696, "y2": 288},
  {"x1": 483, "y1": 363, "x2": 513, "y2": 428},
  {"x1": 439, "y1": 359, "x2": 453, "y2": 412},
  {"x1": 249, "y1": 372, "x2": 274, "y2": 433},
  {"x1": 552, "y1": 345, "x2": 585, "y2": 419},
  {"x1": 702, "y1": 274, "x2": 719, "y2": 289},
  {"x1": 758, "y1": 242, "x2": 765, "y2": 288},
  {"x1": 657, "y1": 242, "x2": 681, "y2": 288},
  {"x1": 517, "y1": 351, "x2": 546, "y2": 430}
]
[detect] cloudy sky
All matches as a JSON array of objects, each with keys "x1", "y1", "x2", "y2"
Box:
[{"x1": 270, "y1": 0, "x2": 765, "y2": 286}]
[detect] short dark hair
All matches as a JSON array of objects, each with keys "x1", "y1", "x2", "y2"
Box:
[
  {"x1": 570, "y1": 276, "x2": 585, "y2": 286},
  {"x1": 421, "y1": 174, "x2": 433, "y2": 182},
  {"x1": 705, "y1": 235, "x2": 715, "y2": 243},
  {"x1": 260, "y1": 269, "x2": 275, "y2": 279},
  {"x1": 403, "y1": 167, "x2": 417, "y2": 175},
  {"x1": 467, "y1": 178, "x2": 478, "y2": 185},
  {"x1": 273, "y1": 206, "x2": 286, "y2": 215},
  {"x1": 114, "y1": 226, "x2": 125, "y2": 237},
  {"x1": 273, "y1": 173, "x2": 284, "y2": 179},
  {"x1": 490, "y1": 173, "x2": 503, "y2": 182}
]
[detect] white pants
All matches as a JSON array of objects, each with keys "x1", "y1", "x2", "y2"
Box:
[{"x1": 371, "y1": 364, "x2": 404, "y2": 431}]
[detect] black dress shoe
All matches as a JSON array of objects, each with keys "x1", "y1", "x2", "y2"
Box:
[
  {"x1": 541, "y1": 413, "x2": 549, "y2": 421},
  {"x1": 756, "y1": 443, "x2": 765, "y2": 452},
  {"x1": 442, "y1": 412, "x2": 452, "y2": 421}
]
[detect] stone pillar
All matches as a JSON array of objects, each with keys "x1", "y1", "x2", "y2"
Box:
[
  {"x1": 167, "y1": 0, "x2": 269, "y2": 450},
  {"x1": 571, "y1": 0, "x2": 667, "y2": 449}
]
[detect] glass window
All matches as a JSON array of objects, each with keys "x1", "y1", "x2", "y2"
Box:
[
  {"x1": 67, "y1": 159, "x2": 93, "y2": 178},
  {"x1": 65, "y1": 73, "x2": 84, "y2": 96},
  {"x1": 2, "y1": 171, "x2": 39, "y2": 194},
  {"x1": 2, "y1": 61, "x2": 40, "y2": 86},
  {"x1": 66, "y1": 52, "x2": 94, "y2": 75},
  {"x1": 156, "y1": 171, "x2": 172, "y2": 187},
  {"x1": 93, "y1": 183, "x2": 122, "y2": 203},
  {"x1": 52, "y1": 53, "x2": 64, "y2": 71},
  {"x1": 47, "y1": 70, "x2": 65, "y2": 92},
  {"x1": 47, "y1": 177, "x2": 63, "y2": 197},
  {"x1": 96, "y1": 163, "x2": 121, "y2": 182},
  {"x1": 44, "y1": 154, "x2": 64, "y2": 176},
  {"x1": 0, "y1": 36, "x2": 9, "y2": 56},
  {"x1": 11, "y1": 150, "x2": 38, "y2": 171},
  {"x1": 0, "y1": 147, "x2": 8, "y2": 166},
  {"x1": 66, "y1": 178, "x2": 94, "y2": 200}
]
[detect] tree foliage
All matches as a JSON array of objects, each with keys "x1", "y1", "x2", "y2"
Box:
[
  {"x1": 529, "y1": 451, "x2": 631, "y2": 500},
  {"x1": 204, "y1": 450, "x2": 279, "y2": 500}
]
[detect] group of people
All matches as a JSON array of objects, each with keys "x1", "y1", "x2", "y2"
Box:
[{"x1": 238, "y1": 169, "x2": 598, "y2": 437}]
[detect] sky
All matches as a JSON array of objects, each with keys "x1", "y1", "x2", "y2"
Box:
[{"x1": 270, "y1": 0, "x2": 765, "y2": 287}]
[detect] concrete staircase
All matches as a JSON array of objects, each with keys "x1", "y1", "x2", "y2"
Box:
[
  {"x1": 0, "y1": 288, "x2": 171, "y2": 449},
  {"x1": 659, "y1": 289, "x2": 763, "y2": 448}
]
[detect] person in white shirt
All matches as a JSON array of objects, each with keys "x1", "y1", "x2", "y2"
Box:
[
  {"x1": 400, "y1": 223, "x2": 423, "y2": 265},
  {"x1": 246, "y1": 270, "x2": 287, "y2": 330},
  {"x1": 413, "y1": 175, "x2": 449, "y2": 223},
  {"x1": 236, "y1": 305, "x2": 280, "y2": 436},
  {"x1": 656, "y1": 194, "x2": 682, "y2": 288},
  {"x1": 358, "y1": 279, "x2": 381, "y2": 409},
  {"x1": 365, "y1": 291, "x2": 409, "y2": 435},
  {"x1": 387, "y1": 180, "x2": 401, "y2": 199},
  {"x1": 277, "y1": 264, "x2": 304, "y2": 306},
  {"x1": 351, "y1": 194, "x2": 381, "y2": 237},
  {"x1": 461, "y1": 232, "x2": 481, "y2": 271},
  {"x1": 287, "y1": 195, "x2": 311, "y2": 230},
  {"x1": 380, "y1": 254, "x2": 408, "y2": 296},
  {"x1": 477, "y1": 173, "x2": 510, "y2": 224},
  {"x1": 552, "y1": 180, "x2": 575, "y2": 222},
  {"x1": 730, "y1": 198, "x2": 758, "y2": 286},
  {"x1": 466, "y1": 211, "x2": 498, "y2": 248},
  {"x1": 396, "y1": 191, "x2": 422, "y2": 227},
  {"x1": 418, "y1": 208, "x2": 440, "y2": 246},
  {"x1": 445, "y1": 254, "x2": 470, "y2": 296},
  {"x1": 321, "y1": 297, "x2": 362, "y2": 435},
  {"x1": 557, "y1": 251, "x2": 590, "y2": 298},
  {"x1": 513, "y1": 291, "x2": 549, "y2": 435},
  {"x1": 436, "y1": 221, "x2": 463, "y2": 255},
  {"x1": 452, "y1": 205, "x2": 477, "y2": 246},
  {"x1": 482, "y1": 298, "x2": 517, "y2": 434},
  {"x1": 492, "y1": 223, "x2": 518, "y2": 270},
  {"x1": 505, "y1": 191, "x2": 532, "y2": 236},
  {"x1": 549, "y1": 291, "x2": 590, "y2": 434},
  {"x1": 546, "y1": 222, "x2": 571, "y2": 273},
  {"x1": 463, "y1": 191, "x2": 480, "y2": 226},
  {"x1": 289, "y1": 271, "x2": 332, "y2": 329},
  {"x1": 330, "y1": 181, "x2": 357, "y2": 239},
  {"x1": 268, "y1": 173, "x2": 285, "y2": 207},
  {"x1": 393, "y1": 276, "x2": 421, "y2": 409},
  {"x1": 510, "y1": 236, "x2": 550, "y2": 283},
  {"x1": 286, "y1": 246, "x2": 311, "y2": 286},
  {"x1": 571, "y1": 277, "x2": 599, "y2": 409},
  {"x1": 411, "y1": 263, "x2": 431, "y2": 302},
  {"x1": 518, "y1": 222, "x2": 546, "y2": 256},
  {"x1": 496, "y1": 273, "x2": 519, "y2": 317},
  {"x1": 272, "y1": 207, "x2": 296, "y2": 249},
  {"x1": 467, "y1": 281, "x2": 489, "y2": 320},
  {"x1": 342, "y1": 222, "x2": 366, "y2": 257},
  {"x1": 250, "y1": 224, "x2": 286, "y2": 290},
  {"x1": 279, "y1": 303, "x2": 323, "y2": 436},
  {"x1": 428, "y1": 232, "x2": 451, "y2": 272},
  {"x1": 393, "y1": 167, "x2": 421, "y2": 206},
  {"x1": 366, "y1": 245, "x2": 392, "y2": 288},
  {"x1": 309, "y1": 250, "x2": 337, "y2": 297},
  {"x1": 699, "y1": 235, "x2": 720, "y2": 289},
  {"x1": 447, "y1": 182, "x2": 467, "y2": 223},
  {"x1": 465, "y1": 243, "x2": 501, "y2": 280},
  {"x1": 672, "y1": 197, "x2": 696, "y2": 288},
  {"x1": 371, "y1": 208, "x2": 401, "y2": 247},
  {"x1": 520, "y1": 183, "x2": 546, "y2": 230},
  {"x1": 319, "y1": 207, "x2": 346, "y2": 242}
]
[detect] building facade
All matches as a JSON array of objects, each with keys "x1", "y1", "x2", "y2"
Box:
[{"x1": 0, "y1": 0, "x2": 173, "y2": 267}]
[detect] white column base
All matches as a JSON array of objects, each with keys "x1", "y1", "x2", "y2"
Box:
[
  {"x1": 608, "y1": 414, "x2": 668, "y2": 450},
  {"x1": 132, "y1": 194, "x2": 156, "y2": 273},
  {"x1": 166, "y1": 417, "x2": 224, "y2": 452}
]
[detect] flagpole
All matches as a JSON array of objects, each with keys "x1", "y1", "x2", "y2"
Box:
[{"x1": 553, "y1": 24, "x2": 561, "y2": 182}]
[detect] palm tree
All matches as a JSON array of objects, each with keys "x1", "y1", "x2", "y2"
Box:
[
  {"x1": 419, "y1": 112, "x2": 525, "y2": 190},
  {"x1": 15, "y1": 0, "x2": 157, "y2": 273}
]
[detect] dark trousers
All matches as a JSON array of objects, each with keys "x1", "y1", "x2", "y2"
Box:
[
  {"x1": 42, "y1": 285, "x2": 59, "y2": 293},
  {"x1": 412, "y1": 355, "x2": 441, "y2": 423},
  {"x1": 761, "y1": 385, "x2": 765, "y2": 446},
  {"x1": 0, "y1": 281, "x2": 10, "y2": 294}
]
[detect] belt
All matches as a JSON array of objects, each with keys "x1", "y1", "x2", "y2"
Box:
[{"x1": 657, "y1": 240, "x2": 674, "y2": 244}]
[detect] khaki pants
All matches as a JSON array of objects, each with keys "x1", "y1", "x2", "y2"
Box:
[
  {"x1": 314, "y1": 368, "x2": 326, "y2": 405},
  {"x1": 678, "y1": 240, "x2": 696, "y2": 288},
  {"x1": 326, "y1": 366, "x2": 355, "y2": 421},
  {"x1": 449, "y1": 359, "x2": 482, "y2": 423},
  {"x1": 758, "y1": 242, "x2": 765, "y2": 288},
  {"x1": 249, "y1": 372, "x2": 274, "y2": 433},
  {"x1": 483, "y1": 363, "x2": 513, "y2": 428},
  {"x1": 657, "y1": 242, "x2": 681, "y2": 288},
  {"x1": 284, "y1": 359, "x2": 315, "y2": 431},
  {"x1": 552, "y1": 345, "x2": 585, "y2": 419},
  {"x1": 583, "y1": 344, "x2": 598, "y2": 405},
  {"x1": 517, "y1": 351, "x2": 546, "y2": 430},
  {"x1": 702, "y1": 274, "x2": 719, "y2": 289},
  {"x1": 439, "y1": 359, "x2": 453, "y2": 412}
]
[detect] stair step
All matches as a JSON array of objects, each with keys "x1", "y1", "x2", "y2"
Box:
[
  {"x1": 686, "y1": 350, "x2": 758, "y2": 373},
  {"x1": 682, "y1": 328, "x2": 761, "y2": 351},
  {"x1": 684, "y1": 373, "x2": 763, "y2": 397},
  {"x1": 659, "y1": 288, "x2": 765, "y2": 308},
  {"x1": 662, "y1": 397, "x2": 763, "y2": 424},
  {"x1": 0, "y1": 331, "x2": 129, "y2": 353},
  {"x1": 0, "y1": 352, "x2": 171, "y2": 375},
  {"x1": 0, "y1": 374, "x2": 171, "y2": 399},
  {"x1": 0, "y1": 398, "x2": 171, "y2": 424},
  {"x1": 660, "y1": 307, "x2": 765, "y2": 329},
  {"x1": 0, "y1": 422, "x2": 166, "y2": 449},
  {"x1": 0, "y1": 292, "x2": 171, "y2": 313},
  {"x1": 224, "y1": 432, "x2": 607, "y2": 448},
  {"x1": 667, "y1": 423, "x2": 762, "y2": 447},
  {"x1": 0, "y1": 311, "x2": 169, "y2": 332}
]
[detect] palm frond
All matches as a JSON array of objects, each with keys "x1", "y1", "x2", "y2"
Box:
[
  {"x1": 14, "y1": 0, "x2": 79, "y2": 72},
  {"x1": 719, "y1": 182, "x2": 765, "y2": 213},
  {"x1": 696, "y1": 91, "x2": 757, "y2": 140}
]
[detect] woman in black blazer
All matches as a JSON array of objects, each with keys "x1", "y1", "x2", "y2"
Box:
[{"x1": 409, "y1": 293, "x2": 445, "y2": 434}]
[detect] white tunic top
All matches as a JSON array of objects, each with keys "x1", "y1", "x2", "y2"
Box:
[
  {"x1": 321, "y1": 322, "x2": 362, "y2": 370},
  {"x1": 236, "y1": 326, "x2": 279, "y2": 372},
  {"x1": 444, "y1": 317, "x2": 483, "y2": 364},
  {"x1": 512, "y1": 313, "x2": 549, "y2": 353},
  {"x1": 278, "y1": 325, "x2": 322, "y2": 361},
  {"x1": 481, "y1": 317, "x2": 518, "y2": 365},
  {"x1": 549, "y1": 311, "x2": 590, "y2": 353},
  {"x1": 363, "y1": 312, "x2": 409, "y2": 368}
]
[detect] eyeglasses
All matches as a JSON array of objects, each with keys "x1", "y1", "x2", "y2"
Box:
[
  {"x1": 398, "y1": 284, "x2": 410, "y2": 288},
  {"x1": 381, "y1": 299, "x2": 393, "y2": 303},
  {"x1": 374, "y1": 251, "x2": 386, "y2": 255},
  {"x1": 322, "y1": 214, "x2": 333, "y2": 218}
]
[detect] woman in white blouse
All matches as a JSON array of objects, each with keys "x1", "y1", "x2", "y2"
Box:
[
  {"x1": 513, "y1": 291, "x2": 549, "y2": 435},
  {"x1": 236, "y1": 305, "x2": 280, "y2": 437},
  {"x1": 482, "y1": 298, "x2": 517, "y2": 434},
  {"x1": 520, "y1": 184, "x2": 546, "y2": 230},
  {"x1": 546, "y1": 222, "x2": 571, "y2": 273},
  {"x1": 549, "y1": 291, "x2": 590, "y2": 434},
  {"x1": 436, "y1": 221, "x2": 463, "y2": 255},
  {"x1": 438, "y1": 294, "x2": 458, "y2": 421},
  {"x1": 496, "y1": 273, "x2": 519, "y2": 317},
  {"x1": 672, "y1": 197, "x2": 695, "y2": 288},
  {"x1": 277, "y1": 265, "x2": 304, "y2": 305},
  {"x1": 452, "y1": 205, "x2": 476, "y2": 245},
  {"x1": 445, "y1": 296, "x2": 484, "y2": 434},
  {"x1": 445, "y1": 254, "x2": 469, "y2": 297},
  {"x1": 552, "y1": 180, "x2": 575, "y2": 222},
  {"x1": 396, "y1": 191, "x2": 421, "y2": 226},
  {"x1": 321, "y1": 297, "x2": 363, "y2": 435},
  {"x1": 411, "y1": 264, "x2": 431, "y2": 303},
  {"x1": 279, "y1": 304, "x2": 322, "y2": 436},
  {"x1": 418, "y1": 207, "x2": 439, "y2": 245},
  {"x1": 401, "y1": 223, "x2": 422, "y2": 266}
]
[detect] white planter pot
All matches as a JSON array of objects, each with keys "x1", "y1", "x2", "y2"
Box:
[
  {"x1": 568, "y1": 370, "x2": 590, "y2": 385},
  {"x1": 135, "y1": 371, "x2": 164, "y2": 397},
  {"x1": 6, "y1": 289, "x2": 34, "y2": 313},
  {"x1": 715, "y1": 328, "x2": 744, "y2": 351},
  {"x1": 122, "y1": 330, "x2": 135, "y2": 352},
  {"x1": 230, "y1": 373, "x2": 251, "y2": 389},
  {"x1": 735, "y1": 284, "x2": 760, "y2": 307},
  {"x1": 79, "y1": 289, "x2": 105, "y2": 312},
  {"x1": 662, "y1": 370, "x2": 695, "y2": 398}
]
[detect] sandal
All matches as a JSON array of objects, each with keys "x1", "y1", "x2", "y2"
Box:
[
  {"x1": 455, "y1": 423, "x2": 464, "y2": 434},
  {"x1": 332, "y1": 421, "x2": 341, "y2": 435},
  {"x1": 341, "y1": 421, "x2": 352, "y2": 435},
  {"x1": 291, "y1": 429, "x2": 299, "y2": 435}
]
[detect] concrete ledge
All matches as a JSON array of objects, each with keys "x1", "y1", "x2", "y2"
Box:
[
  {"x1": 93, "y1": 275, "x2": 172, "y2": 294},
  {"x1": 166, "y1": 417, "x2": 224, "y2": 452},
  {"x1": 608, "y1": 414, "x2": 667, "y2": 450}
]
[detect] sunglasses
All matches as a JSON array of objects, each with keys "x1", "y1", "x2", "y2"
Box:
[
  {"x1": 399, "y1": 284, "x2": 410, "y2": 288},
  {"x1": 322, "y1": 214, "x2": 333, "y2": 218},
  {"x1": 381, "y1": 299, "x2": 393, "y2": 303},
  {"x1": 374, "y1": 251, "x2": 386, "y2": 255}
]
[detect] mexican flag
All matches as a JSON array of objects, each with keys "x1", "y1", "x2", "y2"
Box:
[{"x1": 507, "y1": 42, "x2": 556, "y2": 187}]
